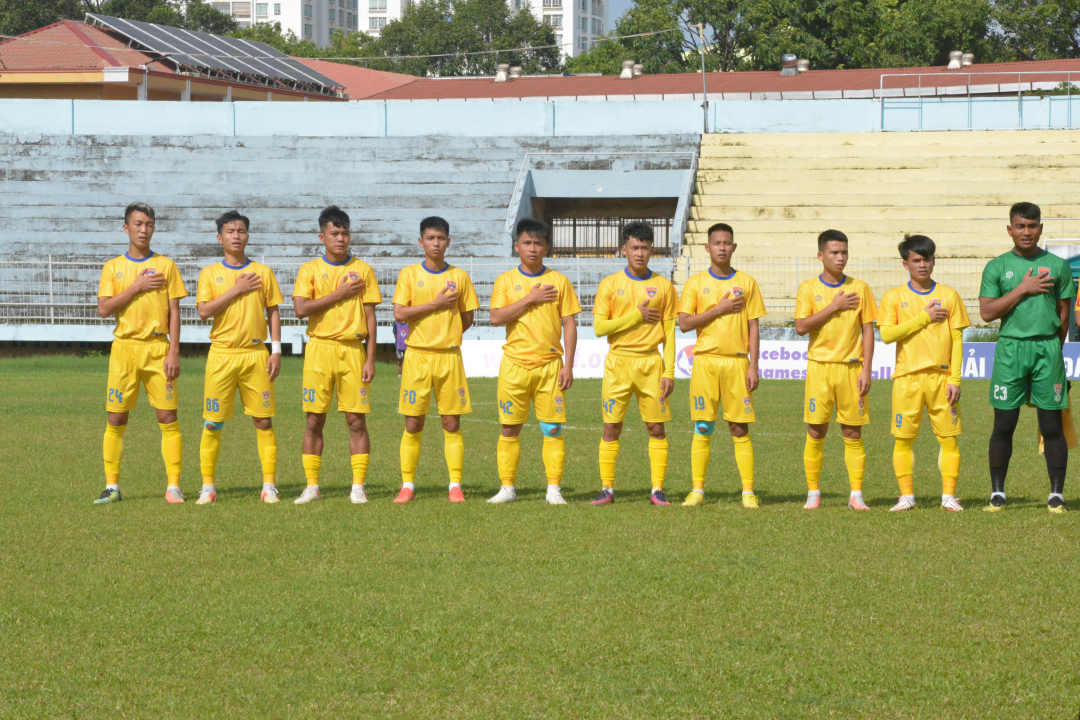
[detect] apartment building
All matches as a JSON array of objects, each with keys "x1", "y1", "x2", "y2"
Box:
[
  {"x1": 208, "y1": 0, "x2": 360, "y2": 47},
  {"x1": 513, "y1": 0, "x2": 606, "y2": 57}
]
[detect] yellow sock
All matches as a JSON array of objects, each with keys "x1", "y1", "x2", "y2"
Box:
[
  {"x1": 443, "y1": 429, "x2": 464, "y2": 483},
  {"x1": 733, "y1": 434, "x2": 754, "y2": 493},
  {"x1": 804, "y1": 435, "x2": 824, "y2": 491},
  {"x1": 256, "y1": 427, "x2": 277, "y2": 484},
  {"x1": 542, "y1": 435, "x2": 565, "y2": 485},
  {"x1": 496, "y1": 435, "x2": 521, "y2": 486},
  {"x1": 159, "y1": 422, "x2": 182, "y2": 488},
  {"x1": 691, "y1": 433, "x2": 711, "y2": 491},
  {"x1": 400, "y1": 430, "x2": 421, "y2": 483},
  {"x1": 599, "y1": 439, "x2": 619, "y2": 489},
  {"x1": 302, "y1": 454, "x2": 321, "y2": 486},
  {"x1": 893, "y1": 437, "x2": 915, "y2": 496},
  {"x1": 103, "y1": 424, "x2": 126, "y2": 484},
  {"x1": 200, "y1": 427, "x2": 222, "y2": 483},
  {"x1": 648, "y1": 438, "x2": 668, "y2": 491},
  {"x1": 844, "y1": 437, "x2": 866, "y2": 492},
  {"x1": 351, "y1": 453, "x2": 369, "y2": 485},
  {"x1": 938, "y1": 435, "x2": 960, "y2": 496}
]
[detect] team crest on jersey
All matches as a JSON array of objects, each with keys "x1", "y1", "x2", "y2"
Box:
[
  {"x1": 165, "y1": 381, "x2": 173, "y2": 401},
  {"x1": 349, "y1": 271, "x2": 360, "y2": 281},
  {"x1": 1039, "y1": 267, "x2": 1051, "y2": 275},
  {"x1": 949, "y1": 405, "x2": 958, "y2": 423},
  {"x1": 262, "y1": 390, "x2": 271, "y2": 407},
  {"x1": 145, "y1": 267, "x2": 157, "y2": 275},
  {"x1": 555, "y1": 396, "x2": 563, "y2": 413},
  {"x1": 743, "y1": 396, "x2": 751, "y2": 406},
  {"x1": 1055, "y1": 383, "x2": 1063, "y2": 401},
  {"x1": 732, "y1": 286, "x2": 744, "y2": 297},
  {"x1": 359, "y1": 387, "x2": 368, "y2": 405},
  {"x1": 646, "y1": 287, "x2": 657, "y2": 298},
  {"x1": 446, "y1": 280, "x2": 457, "y2": 292},
  {"x1": 931, "y1": 299, "x2": 942, "y2": 308},
  {"x1": 858, "y1": 397, "x2": 865, "y2": 416}
]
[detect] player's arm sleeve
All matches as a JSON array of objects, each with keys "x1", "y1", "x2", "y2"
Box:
[
  {"x1": 391, "y1": 272, "x2": 410, "y2": 306},
  {"x1": 593, "y1": 312, "x2": 643, "y2": 337},
  {"x1": 168, "y1": 262, "x2": 188, "y2": 299},
  {"x1": 663, "y1": 285, "x2": 678, "y2": 321},
  {"x1": 459, "y1": 275, "x2": 480, "y2": 312},
  {"x1": 561, "y1": 277, "x2": 582, "y2": 316},
  {"x1": 979, "y1": 262, "x2": 1001, "y2": 299},
  {"x1": 879, "y1": 312, "x2": 930, "y2": 344},
  {"x1": 362, "y1": 265, "x2": 383, "y2": 304},
  {"x1": 677, "y1": 277, "x2": 697, "y2": 315},
  {"x1": 265, "y1": 269, "x2": 284, "y2": 307},
  {"x1": 662, "y1": 318, "x2": 676, "y2": 379},
  {"x1": 1057, "y1": 262, "x2": 1076, "y2": 299},
  {"x1": 196, "y1": 269, "x2": 213, "y2": 304},
  {"x1": 794, "y1": 282, "x2": 812, "y2": 319},
  {"x1": 489, "y1": 274, "x2": 508, "y2": 310},
  {"x1": 747, "y1": 280, "x2": 766, "y2": 319},
  {"x1": 293, "y1": 265, "x2": 315, "y2": 299},
  {"x1": 860, "y1": 284, "x2": 877, "y2": 324},
  {"x1": 950, "y1": 328, "x2": 963, "y2": 385},
  {"x1": 98, "y1": 262, "x2": 114, "y2": 298}
]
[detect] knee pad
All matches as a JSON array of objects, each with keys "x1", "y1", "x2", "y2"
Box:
[
  {"x1": 204, "y1": 420, "x2": 225, "y2": 431},
  {"x1": 695, "y1": 421, "x2": 715, "y2": 436},
  {"x1": 539, "y1": 421, "x2": 562, "y2": 437}
]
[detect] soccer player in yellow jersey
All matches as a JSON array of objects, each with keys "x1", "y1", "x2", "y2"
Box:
[
  {"x1": 591, "y1": 221, "x2": 678, "y2": 506},
  {"x1": 488, "y1": 219, "x2": 581, "y2": 505},
  {"x1": 879, "y1": 234, "x2": 970, "y2": 512},
  {"x1": 677, "y1": 223, "x2": 765, "y2": 508},
  {"x1": 393, "y1": 216, "x2": 480, "y2": 503},
  {"x1": 194, "y1": 211, "x2": 284, "y2": 505},
  {"x1": 95, "y1": 202, "x2": 187, "y2": 504},
  {"x1": 293, "y1": 206, "x2": 383, "y2": 505},
  {"x1": 794, "y1": 230, "x2": 877, "y2": 510}
]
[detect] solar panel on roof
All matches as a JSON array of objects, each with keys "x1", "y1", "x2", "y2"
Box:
[{"x1": 85, "y1": 13, "x2": 342, "y2": 94}]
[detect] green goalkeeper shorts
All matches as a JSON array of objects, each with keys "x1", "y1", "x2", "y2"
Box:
[{"x1": 989, "y1": 335, "x2": 1068, "y2": 411}]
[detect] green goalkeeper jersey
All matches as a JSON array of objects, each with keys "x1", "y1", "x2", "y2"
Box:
[{"x1": 979, "y1": 249, "x2": 1075, "y2": 339}]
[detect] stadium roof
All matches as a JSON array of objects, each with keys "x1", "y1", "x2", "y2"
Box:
[{"x1": 368, "y1": 58, "x2": 1080, "y2": 101}]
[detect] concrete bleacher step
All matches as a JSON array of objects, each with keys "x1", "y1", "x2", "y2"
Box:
[
  {"x1": 691, "y1": 193, "x2": 1080, "y2": 208},
  {"x1": 689, "y1": 205, "x2": 1080, "y2": 221},
  {"x1": 699, "y1": 129, "x2": 1080, "y2": 146}
]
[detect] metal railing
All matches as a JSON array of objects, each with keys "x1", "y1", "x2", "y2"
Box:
[{"x1": 879, "y1": 70, "x2": 1078, "y2": 131}]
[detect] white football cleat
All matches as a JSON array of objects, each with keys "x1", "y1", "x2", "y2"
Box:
[
  {"x1": 889, "y1": 496, "x2": 917, "y2": 512},
  {"x1": 294, "y1": 486, "x2": 321, "y2": 505},
  {"x1": 350, "y1": 486, "x2": 368, "y2": 504},
  {"x1": 941, "y1": 497, "x2": 964, "y2": 512},
  {"x1": 546, "y1": 487, "x2": 568, "y2": 505},
  {"x1": 488, "y1": 486, "x2": 517, "y2": 504}
]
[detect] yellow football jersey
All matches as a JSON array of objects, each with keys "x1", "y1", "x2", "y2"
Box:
[
  {"x1": 878, "y1": 281, "x2": 970, "y2": 378},
  {"x1": 293, "y1": 255, "x2": 382, "y2": 341},
  {"x1": 98, "y1": 252, "x2": 187, "y2": 340},
  {"x1": 593, "y1": 268, "x2": 678, "y2": 354},
  {"x1": 795, "y1": 275, "x2": 877, "y2": 363},
  {"x1": 393, "y1": 262, "x2": 480, "y2": 350},
  {"x1": 197, "y1": 260, "x2": 284, "y2": 349},
  {"x1": 678, "y1": 268, "x2": 766, "y2": 356},
  {"x1": 490, "y1": 266, "x2": 582, "y2": 369}
]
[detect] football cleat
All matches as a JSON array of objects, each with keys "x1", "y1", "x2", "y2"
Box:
[
  {"x1": 803, "y1": 494, "x2": 821, "y2": 510},
  {"x1": 93, "y1": 488, "x2": 122, "y2": 505},
  {"x1": 196, "y1": 490, "x2": 217, "y2": 505},
  {"x1": 393, "y1": 486, "x2": 414, "y2": 504},
  {"x1": 682, "y1": 491, "x2": 705, "y2": 507},
  {"x1": 448, "y1": 486, "x2": 466, "y2": 503},
  {"x1": 848, "y1": 495, "x2": 871, "y2": 511},
  {"x1": 889, "y1": 497, "x2": 917, "y2": 512},
  {"x1": 941, "y1": 497, "x2": 963, "y2": 512},
  {"x1": 349, "y1": 486, "x2": 368, "y2": 504},
  {"x1": 1049, "y1": 497, "x2": 1068, "y2": 514},
  {"x1": 165, "y1": 487, "x2": 184, "y2": 504},
  {"x1": 545, "y1": 487, "x2": 567, "y2": 505},
  {"x1": 983, "y1": 496, "x2": 1006, "y2": 512},
  {"x1": 261, "y1": 488, "x2": 280, "y2": 504},
  {"x1": 294, "y1": 486, "x2": 321, "y2": 505},
  {"x1": 741, "y1": 493, "x2": 760, "y2": 509},
  {"x1": 590, "y1": 488, "x2": 614, "y2": 506},
  {"x1": 487, "y1": 486, "x2": 516, "y2": 504},
  {"x1": 650, "y1": 490, "x2": 671, "y2": 506}
]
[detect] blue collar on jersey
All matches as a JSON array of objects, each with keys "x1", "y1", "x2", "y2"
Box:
[
  {"x1": 624, "y1": 267, "x2": 653, "y2": 281},
  {"x1": 907, "y1": 281, "x2": 936, "y2": 295},
  {"x1": 819, "y1": 274, "x2": 846, "y2": 288},
  {"x1": 422, "y1": 261, "x2": 450, "y2": 274},
  {"x1": 125, "y1": 251, "x2": 155, "y2": 263},
  {"x1": 223, "y1": 259, "x2": 251, "y2": 270},
  {"x1": 709, "y1": 267, "x2": 735, "y2": 281},
  {"x1": 322, "y1": 254, "x2": 351, "y2": 266},
  {"x1": 518, "y1": 265, "x2": 547, "y2": 278}
]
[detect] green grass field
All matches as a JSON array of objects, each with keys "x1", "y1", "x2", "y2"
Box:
[{"x1": 2, "y1": 355, "x2": 1079, "y2": 719}]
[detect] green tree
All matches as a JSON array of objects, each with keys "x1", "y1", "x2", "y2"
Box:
[
  {"x1": 0, "y1": 0, "x2": 85, "y2": 36},
  {"x1": 993, "y1": 0, "x2": 1080, "y2": 61}
]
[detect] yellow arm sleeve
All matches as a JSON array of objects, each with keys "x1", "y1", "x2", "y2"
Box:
[
  {"x1": 662, "y1": 319, "x2": 676, "y2": 379},
  {"x1": 950, "y1": 328, "x2": 962, "y2": 385},
  {"x1": 593, "y1": 310, "x2": 643, "y2": 337},
  {"x1": 879, "y1": 311, "x2": 931, "y2": 344}
]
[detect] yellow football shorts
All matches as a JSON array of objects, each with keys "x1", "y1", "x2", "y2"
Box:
[
  {"x1": 302, "y1": 338, "x2": 372, "y2": 414},
  {"x1": 892, "y1": 370, "x2": 960, "y2": 438},
  {"x1": 106, "y1": 338, "x2": 177, "y2": 412},
  {"x1": 804, "y1": 360, "x2": 869, "y2": 426},
  {"x1": 203, "y1": 346, "x2": 275, "y2": 422},
  {"x1": 497, "y1": 356, "x2": 566, "y2": 425},
  {"x1": 399, "y1": 348, "x2": 472, "y2": 416},
  {"x1": 689, "y1": 353, "x2": 755, "y2": 423},
  {"x1": 601, "y1": 350, "x2": 673, "y2": 424}
]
